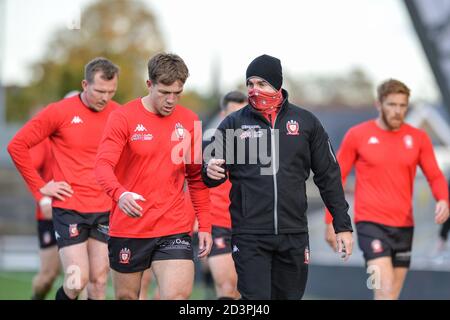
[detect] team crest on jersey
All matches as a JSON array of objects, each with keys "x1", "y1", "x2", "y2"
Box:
[
  {"x1": 43, "y1": 231, "x2": 51, "y2": 245},
  {"x1": 69, "y1": 224, "x2": 79, "y2": 238},
  {"x1": 175, "y1": 123, "x2": 185, "y2": 140},
  {"x1": 286, "y1": 120, "x2": 300, "y2": 135},
  {"x1": 403, "y1": 135, "x2": 414, "y2": 149},
  {"x1": 214, "y1": 237, "x2": 226, "y2": 249},
  {"x1": 371, "y1": 239, "x2": 383, "y2": 253},
  {"x1": 304, "y1": 247, "x2": 310, "y2": 264},
  {"x1": 119, "y1": 248, "x2": 131, "y2": 264}
]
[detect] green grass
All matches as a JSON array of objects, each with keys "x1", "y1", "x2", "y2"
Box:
[{"x1": 0, "y1": 271, "x2": 211, "y2": 300}]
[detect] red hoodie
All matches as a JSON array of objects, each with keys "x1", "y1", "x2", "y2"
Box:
[
  {"x1": 326, "y1": 120, "x2": 448, "y2": 227},
  {"x1": 95, "y1": 98, "x2": 211, "y2": 238},
  {"x1": 8, "y1": 95, "x2": 120, "y2": 213}
]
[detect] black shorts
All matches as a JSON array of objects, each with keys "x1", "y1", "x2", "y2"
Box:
[
  {"x1": 209, "y1": 226, "x2": 232, "y2": 257},
  {"x1": 109, "y1": 233, "x2": 193, "y2": 273},
  {"x1": 37, "y1": 219, "x2": 57, "y2": 249},
  {"x1": 356, "y1": 221, "x2": 414, "y2": 268},
  {"x1": 231, "y1": 233, "x2": 309, "y2": 300},
  {"x1": 52, "y1": 207, "x2": 110, "y2": 249}
]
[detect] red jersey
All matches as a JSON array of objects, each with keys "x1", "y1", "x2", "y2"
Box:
[
  {"x1": 209, "y1": 180, "x2": 232, "y2": 228},
  {"x1": 185, "y1": 180, "x2": 231, "y2": 229},
  {"x1": 95, "y1": 98, "x2": 211, "y2": 238},
  {"x1": 326, "y1": 120, "x2": 448, "y2": 227},
  {"x1": 29, "y1": 139, "x2": 53, "y2": 220},
  {"x1": 8, "y1": 95, "x2": 120, "y2": 213}
]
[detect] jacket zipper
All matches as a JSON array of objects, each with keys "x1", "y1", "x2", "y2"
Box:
[{"x1": 269, "y1": 114, "x2": 279, "y2": 235}]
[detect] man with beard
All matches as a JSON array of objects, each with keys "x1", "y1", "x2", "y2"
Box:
[
  {"x1": 325, "y1": 79, "x2": 449, "y2": 299},
  {"x1": 8, "y1": 58, "x2": 120, "y2": 300}
]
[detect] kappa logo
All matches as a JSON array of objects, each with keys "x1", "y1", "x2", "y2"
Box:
[
  {"x1": 368, "y1": 136, "x2": 380, "y2": 144},
  {"x1": 134, "y1": 124, "x2": 147, "y2": 132},
  {"x1": 119, "y1": 248, "x2": 131, "y2": 264},
  {"x1": 69, "y1": 224, "x2": 79, "y2": 238},
  {"x1": 175, "y1": 122, "x2": 185, "y2": 140},
  {"x1": 71, "y1": 116, "x2": 83, "y2": 124},
  {"x1": 131, "y1": 124, "x2": 153, "y2": 141},
  {"x1": 286, "y1": 120, "x2": 300, "y2": 135},
  {"x1": 232, "y1": 245, "x2": 239, "y2": 253}
]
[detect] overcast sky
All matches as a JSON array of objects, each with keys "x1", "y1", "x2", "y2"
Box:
[{"x1": 1, "y1": 0, "x2": 440, "y2": 102}]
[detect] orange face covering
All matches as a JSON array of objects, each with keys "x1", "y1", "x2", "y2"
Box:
[{"x1": 248, "y1": 88, "x2": 283, "y2": 114}]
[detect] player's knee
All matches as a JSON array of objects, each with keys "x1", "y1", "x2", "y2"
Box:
[
  {"x1": 162, "y1": 287, "x2": 192, "y2": 300},
  {"x1": 217, "y1": 281, "x2": 238, "y2": 297},
  {"x1": 115, "y1": 289, "x2": 139, "y2": 300},
  {"x1": 89, "y1": 276, "x2": 108, "y2": 293},
  {"x1": 45, "y1": 267, "x2": 60, "y2": 283},
  {"x1": 377, "y1": 284, "x2": 395, "y2": 299}
]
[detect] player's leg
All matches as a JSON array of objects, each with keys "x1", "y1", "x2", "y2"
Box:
[
  {"x1": 52, "y1": 208, "x2": 90, "y2": 300},
  {"x1": 367, "y1": 256, "x2": 395, "y2": 299},
  {"x1": 111, "y1": 270, "x2": 143, "y2": 300},
  {"x1": 152, "y1": 259, "x2": 194, "y2": 299},
  {"x1": 389, "y1": 227, "x2": 413, "y2": 299},
  {"x1": 207, "y1": 226, "x2": 239, "y2": 299},
  {"x1": 86, "y1": 237, "x2": 109, "y2": 299},
  {"x1": 436, "y1": 218, "x2": 450, "y2": 253},
  {"x1": 108, "y1": 236, "x2": 152, "y2": 300},
  {"x1": 391, "y1": 267, "x2": 408, "y2": 299},
  {"x1": 32, "y1": 246, "x2": 60, "y2": 299},
  {"x1": 86, "y1": 212, "x2": 110, "y2": 299},
  {"x1": 208, "y1": 254, "x2": 239, "y2": 299},
  {"x1": 58, "y1": 242, "x2": 90, "y2": 299},
  {"x1": 32, "y1": 220, "x2": 60, "y2": 300},
  {"x1": 151, "y1": 233, "x2": 195, "y2": 300},
  {"x1": 356, "y1": 222, "x2": 397, "y2": 300},
  {"x1": 139, "y1": 268, "x2": 153, "y2": 300}
]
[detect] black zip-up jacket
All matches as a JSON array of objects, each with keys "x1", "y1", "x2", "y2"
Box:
[{"x1": 202, "y1": 90, "x2": 353, "y2": 235}]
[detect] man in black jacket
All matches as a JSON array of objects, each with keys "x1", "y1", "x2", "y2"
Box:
[{"x1": 202, "y1": 54, "x2": 353, "y2": 300}]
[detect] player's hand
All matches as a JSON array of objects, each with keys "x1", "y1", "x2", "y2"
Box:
[
  {"x1": 206, "y1": 158, "x2": 226, "y2": 180},
  {"x1": 39, "y1": 180, "x2": 73, "y2": 201},
  {"x1": 119, "y1": 192, "x2": 146, "y2": 218},
  {"x1": 39, "y1": 196, "x2": 53, "y2": 219},
  {"x1": 336, "y1": 231, "x2": 353, "y2": 262},
  {"x1": 197, "y1": 231, "x2": 212, "y2": 258},
  {"x1": 325, "y1": 223, "x2": 338, "y2": 252},
  {"x1": 435, "y1": 200, "x2": 449, "y2": 224}
]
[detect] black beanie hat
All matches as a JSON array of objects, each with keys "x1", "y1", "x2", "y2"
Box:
[{"x1": 246, "y1": 54, "x2": 283, "y2": 90}]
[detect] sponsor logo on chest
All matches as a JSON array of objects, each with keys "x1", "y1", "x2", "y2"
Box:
[
  {"x1": 240, "y1": 124, "x2": 263, "y2": 139},
  {"x1": 131, "y1": 124, "x2": 153, "y2": 141}
]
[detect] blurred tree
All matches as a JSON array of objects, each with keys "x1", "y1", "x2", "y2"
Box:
[
  {"x1": 7, "y1": 0, "x2": 164, "y2": 122},
  {"x1": 285, "y1": 67, "x2": 375, "y2": 108}
]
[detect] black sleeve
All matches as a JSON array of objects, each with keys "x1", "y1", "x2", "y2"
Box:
[
  {"x1": 310, "y1": 116, "x2": 353, "y2": 233},
  {"x1": 201, "y1": 116, "x2": 231, "y2": 188}
]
